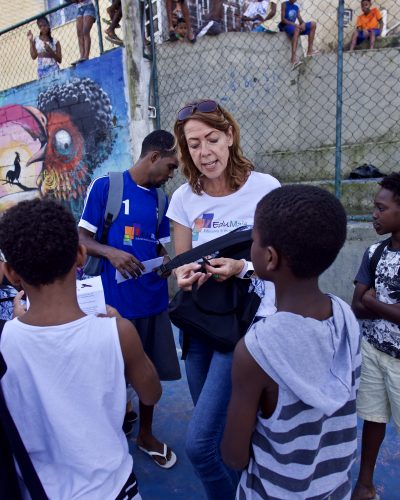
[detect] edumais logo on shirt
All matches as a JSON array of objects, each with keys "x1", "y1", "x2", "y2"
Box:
[
  {"x1": 192, "y1": 213, "x2": 247, "y2": 241},
  {"x1": 124, "y1": 224, "x2": 141, "y2": 245}
]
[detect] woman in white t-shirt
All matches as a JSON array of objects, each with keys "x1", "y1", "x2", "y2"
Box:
[
  {"x1": 166, "y1": 100, "x2": 280, "y2": 499},
  {"x1": 27, "y1": 16, "x2": 62, "y2": 79}
]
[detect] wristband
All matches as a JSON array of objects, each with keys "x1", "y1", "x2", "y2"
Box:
[{"x1": 236, "y1": 259, "x2": 254, "y2": 279}]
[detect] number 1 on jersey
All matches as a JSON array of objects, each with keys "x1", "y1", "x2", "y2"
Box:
[{"x1": 122, "y1": 199, "x2": 129, "y2": 215}]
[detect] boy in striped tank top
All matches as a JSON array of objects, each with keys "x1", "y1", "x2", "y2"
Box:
[{"x1": 222, "y1": 185, "x2": 361, "y2": 499}]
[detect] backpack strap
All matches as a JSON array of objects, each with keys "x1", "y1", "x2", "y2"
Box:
[
  {"x1": 0, "y1": 322, "x2": 48, "y2": 499},
  {"x1": 369, "y1": 237, "x2": 392, "y2": 285},
  {"x1": 99, "y1": 171, "x2": 124, "y2": 244},
  {"x1": 156, "y1": 188, "x2": 166, "y2": 239}
]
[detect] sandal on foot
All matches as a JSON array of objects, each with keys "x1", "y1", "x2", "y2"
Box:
[
  {"x1": 137, "y1": 443, "x2": 177, "y2": 469},
  {"x1": 306, "y1": 50, "x2": 320, "y2": 57},
  {"x1": 291, "y1": 59, "x2": 303, "y2": 70}
]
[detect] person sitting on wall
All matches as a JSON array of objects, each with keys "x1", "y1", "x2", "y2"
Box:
[
  {"x1": 241, "y1": 0, "x2": 276, "y2": 33},
  {"x1": 27, "y1": 16, "x2": 62, "y2": 79},
  {"x1": 197, "y1": 0, "x2": 224, "y2": 37},
  {"x1": 349, "y1": 0, "x2": 383, "y2": 51},
  {"x1": 166, "y1": 0, "x2": 195, "y2": 42},
  {"x1": 278, "y1": 0, "x2": 318, "y2": 70},
  {"x1": 104, "y1": 0, "x2": 123, "y2": 46}
]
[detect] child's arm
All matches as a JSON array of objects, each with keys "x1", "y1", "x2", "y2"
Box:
[
  {"x1": 221, "y1": 338, "x2": 277, "y2": 470},
  {"x1": 361, "y1": 289, "x2": 400, "y2": 324},
  {"x1": 352, "y1": 282, "x2": 378, "y2": 319},
  {"x1": 117, "y1": 317, "x2": 162, "y2": 406}
]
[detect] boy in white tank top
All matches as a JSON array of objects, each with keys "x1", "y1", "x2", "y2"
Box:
[{"x1": 0, "y1": 198, "x2": 162, "y2": 500}]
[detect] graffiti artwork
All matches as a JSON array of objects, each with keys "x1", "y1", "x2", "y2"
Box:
[{"x1": 0, "y1": 49, "x2": 131, "y2": 219}]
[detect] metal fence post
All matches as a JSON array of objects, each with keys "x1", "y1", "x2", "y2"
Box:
[
  {"x1": 148, "y1": 0, "x2": 160, "y2": 129},
  {"x1": 94, "y1": 0, "x2": 104, "y2": 54},
  {"x1": 335, "y1": 0, "x2": 345, "y2": 199}
]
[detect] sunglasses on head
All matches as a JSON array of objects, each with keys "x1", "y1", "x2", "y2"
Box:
[{"x1": 176, "y1": 100, "x2": 220, "y2": 121}]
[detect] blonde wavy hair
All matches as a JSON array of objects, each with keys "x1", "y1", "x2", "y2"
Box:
[{"x1": 173, "y1": 102, "x2": 254, "y2": 195}]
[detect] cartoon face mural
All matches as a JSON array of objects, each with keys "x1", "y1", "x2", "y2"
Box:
[
  {"x1": 0, "y1": 77, "x2": 116, "y2": 218},
  {"x1": 0, "y1": 47, "x2": 132, "y2": 221}
]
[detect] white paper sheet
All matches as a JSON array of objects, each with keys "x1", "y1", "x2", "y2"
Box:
[
  {"x1": 76, "y1": 276, "x2": 107, "y2": 315},
  {"x1": 115, "y1": 256, "x2": 164, "y2": 284}
]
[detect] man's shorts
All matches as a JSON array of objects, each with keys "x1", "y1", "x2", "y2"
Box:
[
  {"x1": 357, "y1": 28, "x2": 381, "y2": 44},
  {"x1": 76, "y1": 2, "x2": 97, "y2": 19},
  {"x1": 357, "y1": 338, "x2": 400, "y2": 432},
  {"x1": 279, "y1": 21, "x2": 312, "y2": 37},
  {"x1": 131, "y1": 311, "x2": 181, "y2": 381}
]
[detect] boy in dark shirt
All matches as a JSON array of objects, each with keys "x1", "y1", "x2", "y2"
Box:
[{"x1": 352, "y1": 173, "x2": 400, "y2": 500}]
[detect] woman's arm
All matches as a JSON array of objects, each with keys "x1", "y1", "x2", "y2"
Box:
[
  {"x1": 27, "y1": 31, "x2": 38, "y2": 60},
  {"x1": 173, "y1": 221, "x2": 192, "y2": 255}
]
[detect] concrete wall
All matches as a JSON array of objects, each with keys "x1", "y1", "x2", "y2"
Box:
[
  {"x1": 320, "y1": 222, "x2": 379, "y2": 304},
  {"x1": 158, "y1": 32, "x2": 400, "y2": 198},
  {"x1": 0, "y1": 48, "x2": 132, "y2": 220}
]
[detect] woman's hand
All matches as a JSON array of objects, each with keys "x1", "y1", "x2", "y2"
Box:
[
  {"x1": 174, "y1": 263, "x2": 211, "y2": 291},
  {"x1": 204, "y1": 258, "x2": 244, "y2": 282},
  {"x1": 27, "y1": 30, "x2": 33, "y2": 42}
]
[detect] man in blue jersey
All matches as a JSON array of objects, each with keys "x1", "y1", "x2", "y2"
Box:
[{"x1": 78, "y1": 130, "x2": 180, "y2": 469}]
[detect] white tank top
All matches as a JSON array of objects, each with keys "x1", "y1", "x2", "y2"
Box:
[{"x1": 0, "y1": 315, "x2": 132, "y2": 499}]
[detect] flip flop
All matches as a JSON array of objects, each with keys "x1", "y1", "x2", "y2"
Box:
[
  {"x1": 306, "y1": 50, "x2": 320, "y2": 57},
  {"x1": 291, "y1": 59, "x2": 303, "y2": 70},
  {"x1": 137, "y1": 443, "x2": 177, "y2": 469},
  {"x1": 105, "y1": 34, "x2": 124, "y2": 46}
]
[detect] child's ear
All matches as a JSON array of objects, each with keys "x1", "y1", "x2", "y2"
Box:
[
  {"x1": 3, "y1": 263, "x2": 22, "y2": 288},
  {"x1": 265, "y1": 246, "x2": 279, "y2": 271},
  {"x1": 77, "y1": 244, "x2": 87, "y2": 267}
]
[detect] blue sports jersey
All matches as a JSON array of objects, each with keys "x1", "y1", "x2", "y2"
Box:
[
  {"x1": 283, "y1": 1, "x2": 299, "y2": 23},
  {"x1": 79, "y1": 170, "x2": 170, "y2": 319}
]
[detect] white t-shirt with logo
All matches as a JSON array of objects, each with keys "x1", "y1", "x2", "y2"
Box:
[{"x1": 167, "y1": 171, "x2": 280, "y2": 315}]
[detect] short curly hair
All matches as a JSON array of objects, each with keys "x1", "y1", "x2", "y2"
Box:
[
  {"x1": 379, "y1": 172, "x2": 400, "y2": 205},
  {"x1": 254, "y1": 185, "x2": 347, "y2": 278},
  {"x1": 0, "y1": 198, "x2": 79, "y2": 286}
]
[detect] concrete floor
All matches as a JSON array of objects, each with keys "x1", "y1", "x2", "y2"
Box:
[{"x1": 129, "y1": 331, "x2": 400, "y2": 499}]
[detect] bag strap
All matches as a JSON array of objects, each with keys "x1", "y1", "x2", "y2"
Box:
[
  {"x1": 156, "y1": 188, "x2": 166, "y2": 239},
  {"x1": 0, "y1": 322, "x2": 48, "y2": 499},
  {"x1": 369, "y1": 237, "x2": 391, "y2": 284},
  {"x1": 159, "y1": 228, "x2": 253, "y2": 274},
  {"x1": 99, "y1": 171, "x2": 124, "y2": 245}
]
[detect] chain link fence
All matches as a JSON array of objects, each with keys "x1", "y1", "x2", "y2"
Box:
[
  {"x1": 0, "y1": 0, "x2": 121, "y2": 92},
  {"x1": 155, "y1": 0, "x2": 400, "y2": 218}
]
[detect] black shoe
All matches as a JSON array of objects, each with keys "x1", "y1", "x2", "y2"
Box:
[
  {"x1": 123, "y1": 419, "x2": 134, "y2": 436},
  {"x1": 125, "y1": 410, "x2": 138, "y2": 423}
]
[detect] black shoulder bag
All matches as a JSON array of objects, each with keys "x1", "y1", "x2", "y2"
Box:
[{"x1": 165, "y1": 227, "x2": 261, "y2": 353}]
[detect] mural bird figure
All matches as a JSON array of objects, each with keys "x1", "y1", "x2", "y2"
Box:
[
  {"x1": 0, "y1": 78, "x2": 115, "y2": 218},
  {"x1": 6, "y1": 152, "x2": 22, "y2": 184}
]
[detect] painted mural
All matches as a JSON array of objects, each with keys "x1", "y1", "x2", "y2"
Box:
[{"x1": 0, "y1": 48, "x2": 132, "y2": 220}]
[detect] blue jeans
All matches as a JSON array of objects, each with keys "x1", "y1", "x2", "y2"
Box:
[{"x1": 183, "y1": 335, "x2": 240, "y2": 500}]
